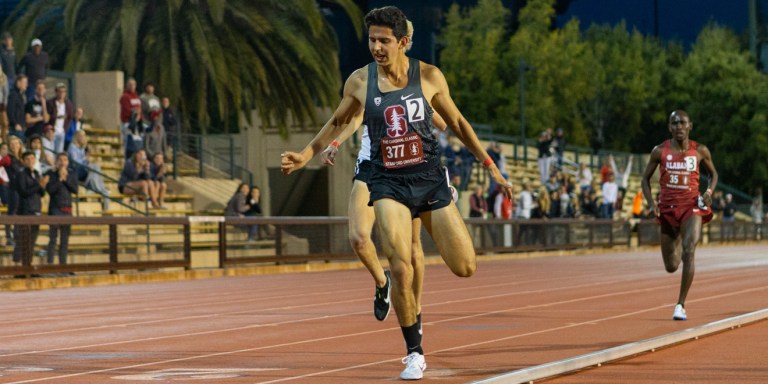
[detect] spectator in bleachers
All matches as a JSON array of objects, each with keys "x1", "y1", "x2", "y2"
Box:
[
  {"x1": 244, "y1": 185, "x2": 263, "y2": 241},
  {"x1": 0, "y1": 143, "x2": 11, "y2": 243},
  {"x1": 24, "y1": 80, "x2": 48, "y2": 138},
  {"x1": 557, "y1": 185, "x2": 573, "y2": 218},
  {"x1": 161, "y1": 97, "x2": 178, "y2": 146},
  {"x1": 577, "y1": 162, "x2": 592, "y2": 194},
  {"x1": 124, "y1": 112, "x2": 144, "y2": 160},
  {"x1": 27, "y1": 134, "x2": 52, "y2": 174},
  {"x1": 144, "y1": 118, "x2": 167, "y2": 161},
  {"x1": 750, "y1": 188, "x2": 763, "y2": 240},
  {"x1": 12, "y1": 150, "x2": 48, "y2": 264},
  {"x1": 599, "y1": 156, "x2": 612, "y2": 184},
  {"x1": 458, "y1": 143, "x2": 475, "y2": 191},
  {"x1": 64, "y1": 107, "x2": 84, "y2": 151},
  {"x1": 119, "y1": 77, "x2": 142, "y2": 143},
  {"x1": 516, "y1": 181, "x2": 533, "y2": 220},
  {"x1": 7, "y1": 75, "x2": 27, "y2": 141},
  {"x1": 632, "y1": 190, "x2": 645, "y2": 219},
  {"x1": 722, "y1": 193, "x2": 736, "y2": 240},
  {"x1": 1, "y1": 32, "x2": 16, "y2": 88},
  {"x1": 580, "y1": 188, "x2": 599, "y2": 218},
  {"x1": 41, "y1": 123, "x2": 55, "y2": 156},
  {"x1": 493, "y1": 180, "x2": 514, "y2": 220},
  {"x1": 610, "y1": 154, "x2": 633, "y2": 198},
  {"x1": 601, "y1": 173, "x2": 618, "y2": 219},
  {"x1": 0, "y1": 65, "x2": 8, "y2": 139},
  {"x1": 469, "y1": 184, "x2": 487, "y2": 219},
  {"x1": 18, "y1": 39, "x2": 48, "y2": 101},
  {"x1": 443, "y1": 136, "x2": 461, "y2": 179},
  {"x1": 68, "y1": 130, "x2": 111, "y2": 210},
  {"x1": 534, "y1": 186, "x2": 550, "y2": 219},
  {"x1": 549, "y1": 189, "x2": 562, "y2": 218},
  {"x1": 140, "y1": 82, "x2": 162, "y2": 131},
  {"x1": 551, "y1": 127, "x2": 566, "y2": 170},
  {"x1": 225, "y1": 183, "x2": 250, "y2": 217},
  {"x1": 149, "y1": 152, "x2": 167, "y2": 209},
  {"x1": 544, "y1": 173, "x2": 560, "y2": 194},
  {"x1": 45, "y1": 152, "x2": 77, "y2": 267},
  {"x1": 537, "y1": 129, "x2": 552, "y2": 184},
  {"x1": 1, "y1": 136, "x2": 23, "y2": 245},
  {"x1": 711, "y1": 190, "x2": 725, "y2": 220},
  {"x1": 119, "y1": 148, "x2": 159, "y2": 209},
  {"x1": 47, "y1": 82, "x2": 74, "y2": 154}
]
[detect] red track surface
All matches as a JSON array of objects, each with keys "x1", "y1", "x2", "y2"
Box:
[{"x1": 0, "y1": 244, "x2": 765, "y2": 383}]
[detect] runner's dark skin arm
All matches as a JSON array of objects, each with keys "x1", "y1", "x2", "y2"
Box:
[
  {"x1": 641, "y1": 145, "x2": 663, "y2": 217},
  {"x1": 698, "y1": 144, "x2": 717, "y2": 206}
]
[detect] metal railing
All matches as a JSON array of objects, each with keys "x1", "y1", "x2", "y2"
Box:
[
  {"x1": 1, "y1": 215, "x2": 761, "y2": 277},
  {"x1": 169, "y1": 133, "x2": 253, "y2": 185}
]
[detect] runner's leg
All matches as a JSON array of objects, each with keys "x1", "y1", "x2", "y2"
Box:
[
  {"x1": 411, "y1": 218, "x2": 424, "y2": 315},
  {"x1": 349, "y1": 180, "x2": 386, "y2": 287},
  {"x1": 374, "y1": 198, "x2": 418, "y2": 327},
  {"x1": 677, "y1": 215, "x2": 703, "y2": 306},
  {"x1": 419, "y1": 202, "x2": 476, "y2": 278}
]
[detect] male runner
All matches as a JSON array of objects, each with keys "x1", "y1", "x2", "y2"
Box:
[
  {"x1": 641, "y1": 110, "x2": 718, "y2": 321},
  {"x1": 282, "y1": 6, "x2": 512, "y2": 380}
]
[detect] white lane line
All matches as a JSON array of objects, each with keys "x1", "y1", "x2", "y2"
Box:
[{"x1": 472, "y1": 309, "x2": 768, "y2": 384}]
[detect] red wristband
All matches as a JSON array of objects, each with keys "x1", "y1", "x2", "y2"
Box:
[
  {"x1": 482, "y1": 157, "x2": 493, "y2": 169},
  {"x1": 330, "y1": 141, "x2": 340, "y2": 148}
]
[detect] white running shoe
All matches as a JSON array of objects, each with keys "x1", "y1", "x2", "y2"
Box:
[
  {"x1": 673, "y1": 304, "x2": 687, "y2": 320},
  {"x1": 400, "y1": 352, "x2": 426, "y2": 380}
]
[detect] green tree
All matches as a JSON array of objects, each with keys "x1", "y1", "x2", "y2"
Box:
[
  {"x1": 503, "y1": 0, "x2": 592, "y2": 145},
  {"x1": 5, "y1": 0, "x2": 362, "y2": 135},
  {"x1": 579, "y1": 23, "x2": 666, "y2": 152},
  {"x1": 439, "y1": 0, "x2": 509, "y2": 125},
  {"x1": 673, "y1": 24, "x2": 768, "y2": 190}
]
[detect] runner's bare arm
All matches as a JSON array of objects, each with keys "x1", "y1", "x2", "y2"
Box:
[
  {"x1": 641, "y1": 145, "x2": 662, "y2": 216},
  {"x1": 422, "y1": 64, "x2": 513, "y2": 200},
  {"x1": 698, "y1": 144, "x2": 717, "y2": 206},
  {"x1": 320, "y1": 110, "x2": 364, "y2": 166},
  {"x1": 281, "y1": 69, "x2": 366, "y2": 175}
]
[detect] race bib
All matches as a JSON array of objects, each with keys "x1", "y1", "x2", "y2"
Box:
[{"x1": 381, "y1": 132, "x2": 425, "y2": 169}]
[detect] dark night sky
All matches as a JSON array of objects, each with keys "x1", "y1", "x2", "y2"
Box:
[{"x1": 556, "y1": 0, "x2": 763, "y2": 47}]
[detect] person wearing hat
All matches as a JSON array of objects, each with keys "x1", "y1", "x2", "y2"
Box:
[
  {"x1": 18, "y1": 38, "x2": 48, "y2": 101},
  {"x1": 46, "y1": 82, "x2": 74, "y2": 153}
]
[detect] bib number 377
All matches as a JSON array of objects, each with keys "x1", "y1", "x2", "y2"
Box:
[{"x1": 381, "y1": 133, "x2": 425, "y2": 169}]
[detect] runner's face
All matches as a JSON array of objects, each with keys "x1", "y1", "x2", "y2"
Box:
[
  {"x1": 668, "y1": 114, "x2": 691, "y2": 141},
  {"x1": 368, "y1": 25, "x2": 403, "y2": 65}
]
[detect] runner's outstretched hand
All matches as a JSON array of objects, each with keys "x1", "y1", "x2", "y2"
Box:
[{"x1": 281, "y1": 151, "x2": 307, "y2": 175}]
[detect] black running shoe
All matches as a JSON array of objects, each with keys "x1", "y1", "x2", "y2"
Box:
[{"x1": 374, "y1": 270, "x2": 392, "y2": 321}]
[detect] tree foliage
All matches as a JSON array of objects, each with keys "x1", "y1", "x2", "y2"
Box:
[
  {"x1": 439, "y1": 0, "x2": 768, "y2": 193},
  {"x1": 4, "y1": 0, "x2": 362, "y2": 135}
]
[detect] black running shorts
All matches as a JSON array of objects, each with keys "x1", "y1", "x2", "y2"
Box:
[
  {"x1": 368, "y1": 165, "x2": 452, "y2": 218},
  {"x1": 353, "y1": 159, "x2": 373, "y2": 185}
]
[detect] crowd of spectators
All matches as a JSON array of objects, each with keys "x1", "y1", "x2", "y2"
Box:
[
  {"x1": 0, "y1": 33, "x2": 93, "y2": 267},
  {"x1": 118, "y1": 77, "x2": 178, "y2": 210}
]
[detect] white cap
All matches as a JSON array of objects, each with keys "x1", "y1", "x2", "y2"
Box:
[{"x1": 31, "y1": 38, "x2": 42, "y2": 47}]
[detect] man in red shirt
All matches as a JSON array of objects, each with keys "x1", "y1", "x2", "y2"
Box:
[
  {"x1": 119, "y1": 78, "x2": 142, "y2": 132},
  {"x1": 641, "y1": 110, "x2": 718, "y2": 321}
]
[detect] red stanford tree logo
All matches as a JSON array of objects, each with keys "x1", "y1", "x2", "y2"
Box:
[{"x1": 384, "y1": 105, "x2": 407, "y2": 138}]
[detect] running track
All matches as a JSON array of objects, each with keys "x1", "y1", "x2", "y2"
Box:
[{"x1": 0, "y1": 245, "x2": 765, "y2": 383}]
